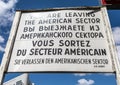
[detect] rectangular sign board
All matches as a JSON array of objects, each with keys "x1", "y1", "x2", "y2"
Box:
[{"x1": 7, "y1": 7, "x2": 114, "y2": 72}]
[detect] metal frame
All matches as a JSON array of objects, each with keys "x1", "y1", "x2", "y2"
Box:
[
  {"x1": 101, "y1": 6, "x2": 120, "y2": 85},
  {"x1": 0, "y1": 11, "x2": 21, "y2": 84}
]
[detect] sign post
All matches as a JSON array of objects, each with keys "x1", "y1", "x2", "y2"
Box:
[
  {"x1": 101, "y1": 6, "x2": 120, "y2": 85},
  {"x1": 0, "y1": 11, "x2": 21, "y2": 84}
]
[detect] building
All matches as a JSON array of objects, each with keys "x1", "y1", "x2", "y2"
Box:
[{"x1": 3, "y1": 74, "x2": 34, "y2": 85}]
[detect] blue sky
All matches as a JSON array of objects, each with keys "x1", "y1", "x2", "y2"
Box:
[{"x1": 0, "y1": 0, "x2": 120, "y2": 85}]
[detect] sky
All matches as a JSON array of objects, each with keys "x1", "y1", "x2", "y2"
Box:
[{"x1": 0, "y1": 0, "x2": 120, "y2": 85}]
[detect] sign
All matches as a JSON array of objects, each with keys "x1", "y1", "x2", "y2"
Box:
[
  {"x1": 101, "y1": 0, "x2": 120, "y2": 5},
  {"x1": 7, "y1": 7, "x2": 114, "y2": 72},
  {"x1": 3, "y1": 74, "x2": 28, "y2": 85}
]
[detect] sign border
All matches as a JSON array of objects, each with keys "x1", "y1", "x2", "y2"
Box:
[{"x1": 6, "y1": 6, "x2": 116, "y2": 73}]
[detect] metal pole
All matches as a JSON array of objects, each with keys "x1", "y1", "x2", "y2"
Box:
[{"x1": 0, "y1": 11, "x2": 21, "y2": 85}]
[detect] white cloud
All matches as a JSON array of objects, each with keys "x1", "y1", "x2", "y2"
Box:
[
  {"x1": 0, "y1": 0, "x2": 18, "y2": 27},
  {"x1": 74, "y1": 73, "x2": 87, "y2": 76},
  {"x1": 103, "y1": 73, "x2": 115, "y2": 76},
  {"x1": 0, "y1": 35, "x2": 5, "y2": 52},
  {"x1": 0, "y1": 45, "x2": 5, "y2": 52},
  {"x1": 77, "y1": 79, "x2": 94, "y2": 85},
  {"x1": 112, "y1": 27, "x2": 120, "y2": 61},
  {"x1": 112, "y1": 27, "x2": 120, "y2": 45},
  {"x1": 74, "y1": 73, "x2": 114, "y2": 77},
  {"x1": 0, "y1": 35, "x2": 4, "y2": 43},
  {"x1": 74, "y1": 73, "x2": 91, "y2": 76}
]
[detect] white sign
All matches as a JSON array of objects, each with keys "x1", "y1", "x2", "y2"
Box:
[
  {"x1": 7, "y1": 8, "x2": 114, "y2": 72},
  {"x1": 3, "y1": 74, "x2": 28, "y2": 85}
]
